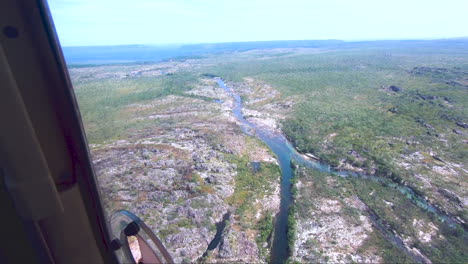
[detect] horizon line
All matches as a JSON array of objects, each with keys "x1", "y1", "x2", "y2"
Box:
[{"x1": 61, "y1": 36, "x2": 468, "y2": 48}]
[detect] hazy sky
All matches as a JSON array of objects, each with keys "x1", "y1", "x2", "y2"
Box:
[{"x1": 48, "y1": 0, "x2": 468, "y2": 46}]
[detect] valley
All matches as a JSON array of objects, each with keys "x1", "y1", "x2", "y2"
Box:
[{"x1": 69, "y1": 40, "x2": 468, "y2": 263}]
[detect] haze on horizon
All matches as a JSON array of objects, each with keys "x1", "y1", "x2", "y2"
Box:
[{"x1": 48, "y1": 0, "x2": 468, "y2": 47}]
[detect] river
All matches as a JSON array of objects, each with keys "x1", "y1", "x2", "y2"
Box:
[{"x1": 215, "y1": 78, "x2": 462, "y2": 264}]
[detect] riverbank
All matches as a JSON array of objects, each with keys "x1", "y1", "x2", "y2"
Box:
[
  {"x1": 289, "y1": 166, "x2": 467, "y2": 263},
  {"x1": 75, "y1": 64, "x2": 282, "y2": 263},
  {"x1": 70, "y1": 44, "x2": 467, "y2": 263},
  {"x1": 221, "y1": 76, "x2": 467, "y2": 263}
]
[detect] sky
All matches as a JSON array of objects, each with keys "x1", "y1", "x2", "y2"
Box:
[{"x1": 48, "y1": 0, "x2": 468, "y2": 47}]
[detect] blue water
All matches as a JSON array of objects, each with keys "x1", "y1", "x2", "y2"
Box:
[
  {"x1": 216, "y1": 78, "x2": 330, "y2": 263},
  {"x1": 215, "y1": 78, "x2": 462, "y2": 264}
]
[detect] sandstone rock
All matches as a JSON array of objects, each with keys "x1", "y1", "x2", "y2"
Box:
[{"x1": 456, "y1": 121, "x2": 468, "y2": 129}]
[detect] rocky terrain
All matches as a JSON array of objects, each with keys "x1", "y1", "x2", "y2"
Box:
[
  {"x1": 74, "y1": 68, "x2": 281, "y2": 263},
  {"x1": 217, "y1": 76, "x2": 467, "y2": 264},
  {"x1": 70, "y1": 45, "x2": 467, "y2": 263},
  {"x1": 289, "y1": 163, "x2": 467, "y2": 264},
  {"x1": 290, "y1": 167, "x2": 384, "y2": 263},
  {"x1": 225, "y1": 78, "x2": 296, "y2": 133}
]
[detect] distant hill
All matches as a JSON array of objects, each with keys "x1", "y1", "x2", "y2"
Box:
[
  {"x1": 179, "y1": 39, "x2": 344, "y2": 53},
  {"x1": 62, "y1": 40, "x2": 344, "y2": 65},
  {"x1": 62, "y1": 38, "x2": 468, "y2": 65}
]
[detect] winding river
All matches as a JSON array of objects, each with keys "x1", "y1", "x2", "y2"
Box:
[{"x1": 215, "y1": 78, "x2": 462, "y2": 264}]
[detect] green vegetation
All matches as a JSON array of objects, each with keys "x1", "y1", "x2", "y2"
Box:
[
  {"x1": 287, "y1": 176, "x2": 298, "y2": 254},
  {"x1": 226, "y1": 154, "x2": 281, "y2": 225},
  {"x1": 74, "y1": 72, "x2": 199, "y2": 143},
  {"x1": 351, "y1": 176, "x2": 468, "y2": 263},
  {"x1": 159, "y1": 224, "x2": 179, "y2": 239},
  {"x1": 293, "y1": 167, "x2": 467, "y2": 263},
  {"x1": 287, "y1": 205, "x2": 297, "y2": 253},
  {"x1": 71, "y1": 40, "x2": 467, "y2": 262},
  {"x1": 358, "y1": 231, "x2": 414, "y2": 264},
  {"x1": 191, "y1": 173, "x2": 215, "y2": 194},
  {"x1": 202, "y1": 44, "x2": 468, "y2": 222},
  {"x1": 206, "y1": 48, "x2": 467, "y2": 168},
  {"x1": 256, "y1": 214, "x2": 273, "y2": 245},
  {"x1": 292, "y1": 167, "x2": 415, "y2": 262},
  {"x1": 256, "y1": 213, "x2": 274, "y2": 260}
]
